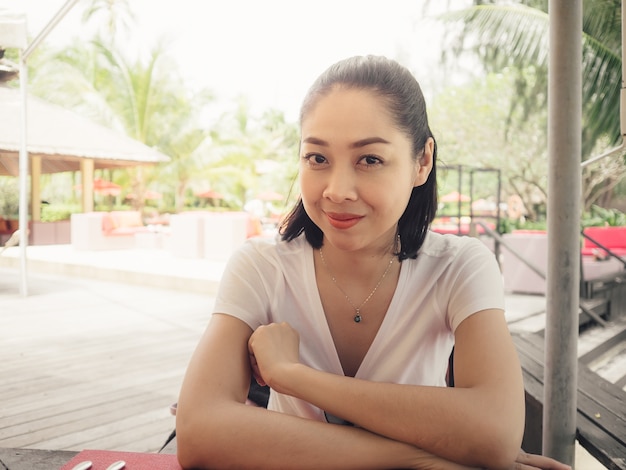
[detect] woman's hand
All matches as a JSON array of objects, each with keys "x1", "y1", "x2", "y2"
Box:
[
  {"x1": 510, "y1": 450, "x2": 572, "y2": 470},
  {"x1": 248, "y1": 322, "x2": 301, "y2": 391},
  {"x1": 403, "y1": 449, "x2": 572, "y2": 470}
]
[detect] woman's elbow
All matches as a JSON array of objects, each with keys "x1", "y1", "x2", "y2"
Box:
[
  {"x1": 176, "y1": 420, "x2": 207, "y2": 469},
  {"x1": 176, "y1": 411, "x2": 225, "y2": 469},
  {"x1": 481, "y1": 433, "x2": 522, "y2": 469},
  {"x1": 473, "y1": 385, "x2": 526, "y2": 468},
  {"x1": 176, "y1": 443, "x2": 202, "y2": 470},
  {"x1": 472, "y1": 416, "x2": 524, "y2": 469}
]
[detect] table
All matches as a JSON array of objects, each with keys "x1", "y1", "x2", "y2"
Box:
[
  {"x1": 0, "y1": 443, "x2": 177, "y2": 469},
  {"x1": 0, "y1": 448, "x2": 77, "y2": 469}
]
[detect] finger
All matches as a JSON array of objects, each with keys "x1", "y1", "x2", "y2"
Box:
[
  {"x1": 515, "y1": 450, "x2": 572, "y2": 470},
  {"x1": 248, "y1": 353, "x2": 266, "y2": 386},
  {"x1": 253, "y1": 372, "x2": 266, "y2": 387},
  {"x1": 251, "y1": 364, "x2": 266, "y2": 386}
]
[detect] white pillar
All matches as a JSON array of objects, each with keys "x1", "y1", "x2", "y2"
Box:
[
  {"x1": 18, "y1": 52, "x2": 29, "y2": 296},
  {"x1": 544, "y1": 0, "x2": 582, "y2": 465}
]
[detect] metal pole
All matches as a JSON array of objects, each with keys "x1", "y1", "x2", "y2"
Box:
[
  {"x1": 22, "y1": 0, "x2": 81, "y2": 60},
  {"x1": 544, "y1": 0, "x2": 582, "y2": 465},
  {"x1": 18, "y1": 52, "x2": 28, "y2": 297},
  {"x1": 15, "y1": 0, "x2": 81, "y2": 296}
]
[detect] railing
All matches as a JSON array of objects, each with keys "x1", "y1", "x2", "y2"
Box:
[
  {"x1": 474, "y1": 221, "x2": 609, "y2": 327},
  {"x1": 580, "y1": 231, "x2": 626, "y2": 268}
]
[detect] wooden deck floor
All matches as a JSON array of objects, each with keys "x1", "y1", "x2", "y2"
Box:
[{"x1": 0, "y1": 269, "x2": 211, "y2": 452}]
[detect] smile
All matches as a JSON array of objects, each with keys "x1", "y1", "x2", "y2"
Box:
[{"x1": 325, "y1": 212, "x2": 364, "y2": 229}]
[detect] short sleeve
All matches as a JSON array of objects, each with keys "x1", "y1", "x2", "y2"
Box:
[
  {"x1": 212, "y1": 241, "x2": 274, "y2": 330},
  {"x1": 446, "y1": 238, "x2": 505, "y2": 332}
]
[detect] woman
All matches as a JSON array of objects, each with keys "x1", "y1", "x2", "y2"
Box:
[{"x1": 176, "y1": 55, "x2": 569, "y2": 470}]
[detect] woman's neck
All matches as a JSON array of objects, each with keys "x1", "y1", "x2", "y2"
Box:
[{"x1": 318, "y1": 236, "x2": 399, "y2": 277}]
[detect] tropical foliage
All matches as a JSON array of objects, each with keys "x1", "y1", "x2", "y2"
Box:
[
  {"x1": 28, "y1": 37, "x2": 214, "y2": 213},
  {"x1": 430, "y1": 68, "x2": 549, "y2": 221},
  {"x1": 0, "y1": 177, "x2": 19, "y2": 219},
  {"x1": 199, "y1": 102, "x2": 299, "y2": 211},
  {"x1": 24, "y1": 0, "x2": 300, "y2": 216},
  {"x1": 582, "y1": 204, "x2": 626, "y2": 227},
  {"x1": 435, "y1": 0, "x2": 624, "y2": 214}
]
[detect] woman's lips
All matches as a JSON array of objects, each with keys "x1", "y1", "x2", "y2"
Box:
[{"x1": 325, "y1": 212, "x2": 363, "y2": 229}]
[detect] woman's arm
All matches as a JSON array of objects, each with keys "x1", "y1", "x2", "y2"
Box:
[
  {"x1": 176, "y1": 314, "x2": 471, "y2": 470},
  {"x1": 249, "y1": 309, "x2": 525, "y2": 469}
]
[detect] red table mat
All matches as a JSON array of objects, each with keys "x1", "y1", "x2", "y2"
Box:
[{"x1": 60, "y1": 449, "x2": 182, "y2": 470}]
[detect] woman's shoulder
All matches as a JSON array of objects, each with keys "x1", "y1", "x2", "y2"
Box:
[{"x1": 232, "y1": 233, "x2": 310, "y2": 267}]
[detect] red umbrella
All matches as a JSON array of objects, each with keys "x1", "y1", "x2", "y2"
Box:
[
  {"x1": 75, "y1": 178, "x2": 122, "y2": 196},
  {"x1": 196, "y1": 189, "x2": 224, "y2": 199},
  {"x1": 127, "y1": 190, "x2": 162, "y2": 200},
  {"x1": 93, "y1": 178, "x2": 121, "y2": 193}
]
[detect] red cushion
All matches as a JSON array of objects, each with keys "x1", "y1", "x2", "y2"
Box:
[
  {"x1": 583, "y1": 226, "x2": 626, "y2": 250},
  {"x1": 101, "y1": 214, "x2": 117, "y2": 234},
  {"x1": 582, "y1": 226, "x2": 626, "y2": 258}
]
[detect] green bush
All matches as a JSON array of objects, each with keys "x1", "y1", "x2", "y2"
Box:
[
  {"x1": 40, "y1": 203, "x2": 81, "y2": 222},
  {"x1": 582, "y1": 205, "x2": 626, "y2": 227},
  {"x1": 0, "y1": 178, "x2": 19, "y2": 219},
  {"x1": 498, "y1": 217, "x2": 547, "y2": 234}
]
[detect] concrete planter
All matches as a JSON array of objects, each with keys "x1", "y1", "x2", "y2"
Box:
[{"x1": 30, "y1": 220, "x2": 71, "y2": 245}]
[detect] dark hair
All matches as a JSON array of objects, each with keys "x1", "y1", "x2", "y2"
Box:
[{"x1": 279, "y1": 55, "x2": 438, "y2": 261}]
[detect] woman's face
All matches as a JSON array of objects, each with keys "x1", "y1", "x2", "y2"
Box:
[{"x1": 299, "y1": 86, "x2": 433, "y2": 253}]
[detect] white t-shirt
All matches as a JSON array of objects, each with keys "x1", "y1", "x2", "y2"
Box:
[{"x1": 213, "y1": 231, "x2": 505, "y2": 421}]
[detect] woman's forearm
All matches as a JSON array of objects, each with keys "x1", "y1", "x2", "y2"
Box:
[
  {"x1": 253, "y1": 312, "x2": 524, "y2": 469},
  {"x1": 176, "y1": 400, "x2": 467, "y2": 470},
  {"x1": 268, "y1": 363, "x2": 520, "y2": 469}
]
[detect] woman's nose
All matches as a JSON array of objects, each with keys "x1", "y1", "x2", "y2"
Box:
[{"x1": 322, "y1": 166, "x2": 357, "y2": 202}]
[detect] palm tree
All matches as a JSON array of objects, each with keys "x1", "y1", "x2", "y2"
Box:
[
  {"x1": 438, "y1": 0, "x2": 621, "y2": 158},
  {"x1": 159, "y1": 124, "x2": 212, "y2": 213},
  {"x1": 196, "y1": 97, "x2": 299, "y2": 211},
  {"x1": 26, "y1": 1, "x2": 302, "y2": 216},
  {"x1": 436, "y1": 0, "x2": 623, "y2": 210},
  {"x1": 82, "y1": 0, "x2": 136, "y2": 40},
  {"x1": 29, "y1": 37, "x2": 215, "y2": 212}
]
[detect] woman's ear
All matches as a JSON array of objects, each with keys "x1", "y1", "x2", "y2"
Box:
[{"x1": 413, "y1": 137, "x2": 434, "y2": 187}]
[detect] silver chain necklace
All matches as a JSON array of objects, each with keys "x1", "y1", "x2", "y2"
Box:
[{"x1": 318, "y1": 248, "x2": 395, "y2": 323}]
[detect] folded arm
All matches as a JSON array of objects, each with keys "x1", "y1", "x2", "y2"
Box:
[
  {"x1": 176, "y1": 314, "x2": 472, "y2": 470},
  {"x1": 249, "y1": 309, "x2": 526, "y2": 469}
]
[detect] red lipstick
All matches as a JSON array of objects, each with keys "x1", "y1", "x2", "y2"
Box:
[{"x1": 325, "y1": 212, "x2": 363, "y2": 229}]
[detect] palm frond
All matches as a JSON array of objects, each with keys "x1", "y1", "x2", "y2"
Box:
[
  {"x1": 440, "y1": 5, "x2": 549, "y2": 70},
  {"x1": 582, "y1": 0, "x2": 621, "y2": 51},
  {"x1": 438, "y1": 2, "x2": 622, "y2": 157},
  {"x1": 581, "y1": 32, "x2": 622, "y2": 152}
]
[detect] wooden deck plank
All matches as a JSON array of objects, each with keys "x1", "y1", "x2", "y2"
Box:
[
  {"x1": 0, "y1": 357, "x2": 186, "y2": 417},
  {"x1": 513, "y1": 332, "x2": 626, "y2": 470},
  {"x1": 0, "y1": 271, "x2": 208, "y2": 453},
  {"x1": 0, "y1": 377, "x2": 176, "y2": 439},
  {"x1": 2, "y1": 338, "x2": 193, "y2": 388},
  {"x1": 1, "y1": 385, "x2": 174, "y2": 448}
]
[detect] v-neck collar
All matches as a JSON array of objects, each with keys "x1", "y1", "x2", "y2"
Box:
[{"x1": 308, "y1": 244, "x2": 406, "y2": 377}]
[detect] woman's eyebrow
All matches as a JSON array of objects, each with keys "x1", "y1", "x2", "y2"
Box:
[
  {"x1": 301, "y1": 136, "x2": 391, "y2": 148},
  {"x1": 302, "y1": 136, "x2": 328, "y2": 146},
  {"x1": 350, "y1": 137, "x2": 391, "y2": 148}
]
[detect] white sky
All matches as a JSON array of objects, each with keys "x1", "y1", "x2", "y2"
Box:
[{"x1": 3, "y1": 0, "x2": 467, "y2": 121}]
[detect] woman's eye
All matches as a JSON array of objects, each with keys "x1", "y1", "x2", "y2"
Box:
[
  {"x1": 360, "y1": 155, "x2": 383, "y2": 166},
  {"x1": 302, "y1": 153, "x2": 327, "y2": 166}
]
